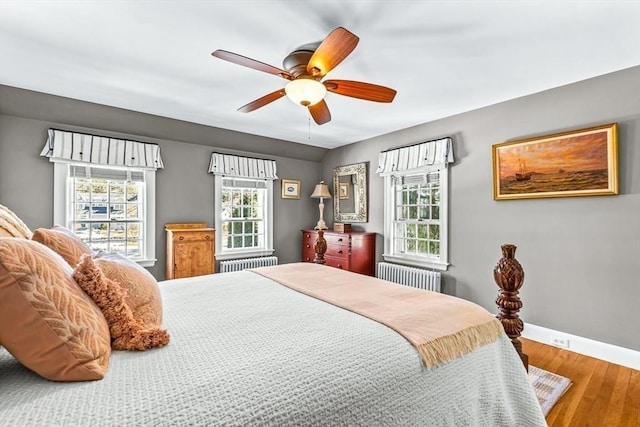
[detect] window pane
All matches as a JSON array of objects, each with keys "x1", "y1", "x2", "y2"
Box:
[
  {"x1": 110, "y1": 183, "x2": 125, "y2": 203},
  {"x1": 109, "y1": 223, "x2": 125, "y2": 240},
  {"x1": 73, "y1": 222, "x2": 90, "y2": 239},
  {"x1": 233, "y1": 222, "x2": 243, "y2": 234},
  {"x1": 429, "y1": 224, "x2": 440, "y2": 240},
  {"x1": 244, "y1": 222, "x2": 253, "y2": 233},
  {"x1": 127, "y1": 204, "x2": 139, "y2": 219},
  {"x1": 408, "y1": 206, "x2": 417, "y2": 219},
  {"x1": 432, "y1": 205, "x2": 440, "y2": 220},
  {"x1": 91, "y1": 223, "x2": 109, "y2": 240},
  {"x1": 429, "y1": 241, "x2": 440, "y2": 255},
  {"x1": 233, "y1": 236, "x2": 243, "y2": 248},
  {"x1": 419, "y1": 206, "x2": 429, "y2": 219},
  {"x1": 407, "y1": 239, "x2": 416, "y2": 252},
  {"x1": 244, "y1": 236, "x2": 253, "y2": 247},
  {"x1": 418, "y1": 240, "x2": 428, "y2": 254},
  {"x1": 127, "y1": 240, "x2": 142, "y2": 258},
  {"x1": 127, "y1": 223, "x2": 140, "y2": 239},
  {"x1": 417, "y1": 224, "x2": 428, "y2": 239}
]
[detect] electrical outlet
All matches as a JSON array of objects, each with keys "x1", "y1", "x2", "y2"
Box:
[{"x1": 551, "y1": 337, "x2": 570, "y2": 348}]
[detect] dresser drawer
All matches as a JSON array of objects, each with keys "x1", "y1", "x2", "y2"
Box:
[
  {"x1": 172, "y1": 230, "x2": 214, "y2": 242},
  {"x1": 324, "y1": 233, "x2": 350, "y2": 247},
  {"x1": 325, "y1": 256, "x2": 350, "y2": 271},
  {"x1": 301, "y1": 247, "x2": 315, "y2": 262},
  {"x1": 324, "y1": 245, "x2": 349, "y2": 259}
]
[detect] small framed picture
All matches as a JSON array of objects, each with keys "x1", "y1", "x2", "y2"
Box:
[
  {"x1": 339, "y1": 182, "x2": 349, "y2": 199},
  {"x1": 281, "y1": 179, "x2": 301, "y2": 199}
]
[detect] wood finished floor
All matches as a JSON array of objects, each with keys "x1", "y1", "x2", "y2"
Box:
[{"x1": 522, "y1": 338, "x2": 639, "y2": 427}]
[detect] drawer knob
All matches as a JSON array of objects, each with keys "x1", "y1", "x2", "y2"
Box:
[
  {"x1": 337, "y1": 238, "x2": 343, "y2": 242},
  {"x1": 337, "y1": 249, "x2": 343, "y2": 254},
  {"x1": 306, "y1": 244, "x2": 310, "y2": 248},
  {"x1": 205, "y1": 235, "x2": 210, "y2": 240},
  {"x1": 179, "y1": 236, "x2": 184, "y2": 240}
]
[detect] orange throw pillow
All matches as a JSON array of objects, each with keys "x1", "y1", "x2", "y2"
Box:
[
  {"x1": 94, "y1": 252, "x2": 163, "y2": 327},
  {"x1": 0, "y1": 204, "x2": 32, "y2": 238},
  {"x1": 73, "y1": 255, "x2": 170, "y2": 351},
  {"x1": 0, "y1": 238, "x2": 110, "y2": 381},
  {"x1": 32, "y1": 225, "x2": 92, "y2": 268}
]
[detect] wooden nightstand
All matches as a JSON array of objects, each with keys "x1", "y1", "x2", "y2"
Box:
[{"x1": 165, "y1": 223, "x2": 215, "y2": 279}]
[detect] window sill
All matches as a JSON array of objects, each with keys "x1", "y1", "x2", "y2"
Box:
[
  {"x1": 135, "y1": 258, "x2": 157, "y2": 268},
  {"x1": 216, "y1": 249, "x2": 275, "y2": 261},
  {"x1": 382, "y1": 254, "x2": 449, "y2": 271}
]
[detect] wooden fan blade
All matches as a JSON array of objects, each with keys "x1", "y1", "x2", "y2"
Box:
[
  {"x1": 308, "y1": 100, "x2": 331, "y2": 125},
  {"x1": 324, "y1": 80, "x2": 397, "y2": 103},
  {"x1": 238, "y1": 89, "x2": 286, "y2": 113},
  {"x1": 307, "y1": 27, "x2": 359, "y2": 78},
  {"x1": 212, "y1": 50, "x2": 292, "y2": 80}
]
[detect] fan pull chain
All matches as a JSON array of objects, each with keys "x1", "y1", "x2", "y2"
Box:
[{"x1": 308, "y1": 116, "x2": 311, "y2": 140}]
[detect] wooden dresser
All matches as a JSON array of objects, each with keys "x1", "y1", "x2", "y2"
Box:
[
  {"x1": 301, "y1": 229, "x2": 376, "y2": 276},
  {"x1": 165, "y1": 223, "x2": 215, "y2": 279}
]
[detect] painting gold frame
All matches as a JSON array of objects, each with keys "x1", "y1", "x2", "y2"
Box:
[
  {"x1": 281, "y1": 179, "x2": 301, "y2": 199},
  {"x1": 492, "y1": 123, "x2": 618, "y2": 200}
]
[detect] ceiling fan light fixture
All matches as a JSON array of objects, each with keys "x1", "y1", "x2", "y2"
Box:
[{"x1": 285, "y1": 78, "x2": 326, "y2": 107}]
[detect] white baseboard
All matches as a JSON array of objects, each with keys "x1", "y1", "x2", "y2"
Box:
[{"x1": 521, "y1": 323, "x2": 639, "y2": 371}]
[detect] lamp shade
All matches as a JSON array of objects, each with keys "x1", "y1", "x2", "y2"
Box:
[
  {"x1": 311, "y1": 181, "x2": 332, "y2": 198},
  {"x1": 285, "y1": 79, "x2": 327, "y2": 107}
]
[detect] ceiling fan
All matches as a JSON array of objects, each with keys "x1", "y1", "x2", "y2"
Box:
[{"x1": 211, "y1": 27, "x2": 396, "y2": 125}]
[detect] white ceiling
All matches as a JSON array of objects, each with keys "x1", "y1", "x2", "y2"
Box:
[{"x1": 0, "y1": 1, "x2": 639, "y2": 150}]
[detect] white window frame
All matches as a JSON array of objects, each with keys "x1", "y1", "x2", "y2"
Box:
[
  {"x1": 213, "y1": 174, "x2": 274, "y2": 261},
  {"x1": 382, "y1": 165, "x2": 449, "y2": 271},
  {"x1": 53, "y1": 162, "x2": 157, "y2": 267}
]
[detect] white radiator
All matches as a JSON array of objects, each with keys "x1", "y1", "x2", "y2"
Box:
[
  {"x1": 377, "y1": 262, "x2": 441, "y2": 292},
  {"x1": 220, "y1": 256, "x2": 278, "y2": 273}
]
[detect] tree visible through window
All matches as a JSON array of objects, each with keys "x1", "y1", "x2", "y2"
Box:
[
  {"x1": 221, "y1": 185, "x2": 265, "y2": 251},
  {"x1": 393, "y1": 171, "x2": 441, "y2": 257}
]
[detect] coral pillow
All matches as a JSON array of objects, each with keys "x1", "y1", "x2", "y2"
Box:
[
  {"x1": 32, "y1": 225, "x2": 92, "y2": 268},
  {"x1": 0, "y1": 238, "x2": 111, "y2": 381},
  {"x1": 94, "y1": 252, "x2": 163, "y2": 327},
  {"x1": 0, "y1": 204, "x2": 32, "y2": 239},
  {"x1": 73, "y1": 255, "x2": 170, "y2": 351}
]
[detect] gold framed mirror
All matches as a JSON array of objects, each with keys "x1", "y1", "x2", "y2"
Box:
[{"x1": 333, "y1": 162, "x2": 368, "y2": 223}]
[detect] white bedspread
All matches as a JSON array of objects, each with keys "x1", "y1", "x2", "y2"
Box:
[{"x1": 0, "y1": 269, "x2": 546, "y2": 426}]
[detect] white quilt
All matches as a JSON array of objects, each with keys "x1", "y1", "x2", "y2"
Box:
[{"x1": 0, "y1": 269, "x2": 546, "y2": 426}]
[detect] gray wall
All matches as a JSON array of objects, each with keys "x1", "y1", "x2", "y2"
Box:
[
  {"x1": 0, "y1": 94, "x2": 323, "y2": 279},
  {"x1": 321, "y1": 66, "x2": 640, "y2": 351}
]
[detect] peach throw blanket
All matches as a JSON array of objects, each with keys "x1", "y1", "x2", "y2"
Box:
[{"x1": 252, "y1": 263, "x2": 504, "y2": 368}]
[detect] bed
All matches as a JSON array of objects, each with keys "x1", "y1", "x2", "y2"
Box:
[{"x1": 0, "y1": 259, "x2": 546, "y2": 426}]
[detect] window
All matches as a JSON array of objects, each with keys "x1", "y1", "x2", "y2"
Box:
[
  {"x1": 209, "y1": 153, "x2": 277, "y2": 260},
  {"x1": 42, "y1": 129, "x2": 163, "y2": 267},
  {"x1": 54, "y1": 163, "x2": 157, "y2": 266},
  {"x1": 377, "y1": 138, "x2": 454, "y2": 271}
]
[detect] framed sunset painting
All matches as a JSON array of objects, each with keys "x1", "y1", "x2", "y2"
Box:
[{"x1": 492, "y1": 123, "x2": 618, "y2": 200}]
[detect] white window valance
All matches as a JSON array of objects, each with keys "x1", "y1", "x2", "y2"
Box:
[
  {"x1": 41, "y1": 129, "x2": 164, "y2": 170},
  {"x1": 376, "y1": 137, "x2": 454, "y2": 176},
  {"x1": 208, "y1": 153, "x2": 278, "y2": 180}
]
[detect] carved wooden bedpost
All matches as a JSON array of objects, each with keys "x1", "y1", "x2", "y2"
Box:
[
  {"x1": 494, "y1": 244, "x2": 528, "y2": 371},
  {"x1": 313, "y1": 230, "x2": 327, "y2": 265}
]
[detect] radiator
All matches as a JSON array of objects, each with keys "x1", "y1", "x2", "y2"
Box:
[
  {"x1": 220, "y1": 256, "x2": 278, "y2": 273},
  {"x1": 377, "y1": 262, "x2": 441, "y2": 292}
]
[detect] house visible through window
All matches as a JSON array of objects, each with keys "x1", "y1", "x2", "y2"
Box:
[
  {"x1": 67, "y1": 165, "x2": 146, "y2": 259},
  {"x1": 377, "y1": 137, "x2": 454, "y2": 271}
]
